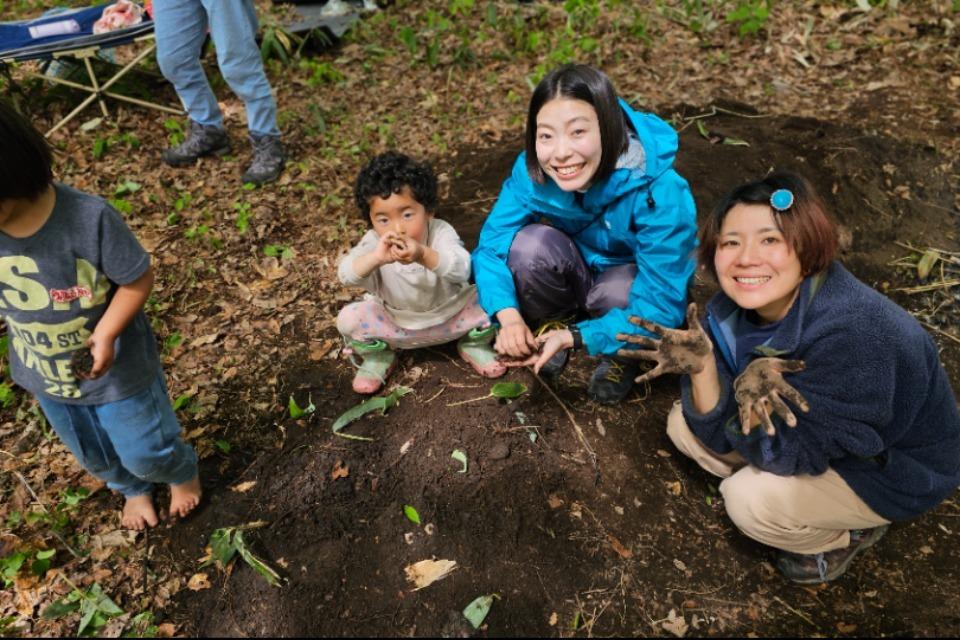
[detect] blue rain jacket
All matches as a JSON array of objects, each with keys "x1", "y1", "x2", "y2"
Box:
[{"x1": 472, "y1": 100, "x2": 698, "y2": 355}]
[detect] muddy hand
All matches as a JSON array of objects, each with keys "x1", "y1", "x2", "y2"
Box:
[
  {"x1": 615, "y1": 303, "x2": 712, "y2": 384},
  {"x1": 733, "y1": 357, "x2": 809, "y2": 436}
]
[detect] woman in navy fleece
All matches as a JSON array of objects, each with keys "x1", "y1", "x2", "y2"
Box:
[{"x1": 618, "y1": 172, "x2": 960, "y2": 584}]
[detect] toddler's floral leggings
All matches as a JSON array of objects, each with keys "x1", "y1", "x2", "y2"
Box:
[{"x1": 336, "y1": 290, "x2": 491, "y2": 350}]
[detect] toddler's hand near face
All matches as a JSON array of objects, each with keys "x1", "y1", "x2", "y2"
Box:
[
  {"x1": 388, "y1": 235, "x2": 424, "y2": 264},
  {"x1": 373, "y1": 232, "x2": 400, "y2": 265}
]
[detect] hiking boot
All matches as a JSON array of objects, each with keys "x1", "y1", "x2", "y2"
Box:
[
  {"x1": 587, "y1": 356, "x2": 639, "y2": 405},
  {"x1": 161, "y1": 121, "x2": 231, "y2": 167},
  {"x1": 538, "y1": 348, "x2": 569, "y2": 379},
  {"x1": 457, "y1": 326, "x2": 507, "y2": 379},
  {"x1": 241, "y1": 133, "x2": 285, "y2": 185},
  {"x1": 348, "y1": 339, "x2": 396, "y2": 394},
  {"x1": 775, "y1": 525, "x2": 890, "y2": 584}
]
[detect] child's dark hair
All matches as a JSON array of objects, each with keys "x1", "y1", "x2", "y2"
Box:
[
  {"x1": 525, "y1": 64, "x2": 629, "y2": 185},
  {"x1": 0, "y1": 100, "x2": 53, "y2": 201},
  {"x1": 354, "y1": 151, "x2": 438, "y2": 220},
  {"x1": 699, "y1": 171, "x2": 838, "y2": 280}
]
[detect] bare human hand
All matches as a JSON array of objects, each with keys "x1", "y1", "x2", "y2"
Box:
[
  {"x1": 81, "y1": 332, "x2": 115, "y2": 380},
  {"x1": 733, "y1": 357, "x2": 810, "y2": 436},
  {"x1": 388, "y1": 234, "x2": 424, "y2": 264},
  {"x1": 494, "y1": 309, "x2": 537, "y2": 359},
  {"x1": 373, "y1": 231, "x2": 400, "y2": 265},
  {"x1": 615, "y1": 303, "x2": 712, "y2": 384}
]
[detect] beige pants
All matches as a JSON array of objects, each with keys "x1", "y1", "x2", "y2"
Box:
[{"x1": 667, "y1": 402, "x2": 889, "y2": 554}]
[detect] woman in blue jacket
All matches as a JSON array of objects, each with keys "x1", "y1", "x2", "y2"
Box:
[
  {"x1": 618, "y1": 172, "x2": 960, "y2": 583},
  {"x1": 472, "y1": 64, "x2": 698, "y2": 404}
]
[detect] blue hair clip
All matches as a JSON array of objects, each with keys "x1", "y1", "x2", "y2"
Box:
[{"x1": 770, "y1": 189, "x2": 794, "y2": 212}]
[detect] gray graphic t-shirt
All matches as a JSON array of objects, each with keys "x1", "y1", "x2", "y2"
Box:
[{"x1": 0, "y1": 183, "x2": 160, "y2": 405}]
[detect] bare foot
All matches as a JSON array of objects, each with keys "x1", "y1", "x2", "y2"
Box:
[
  {"x1": 169, "y1": 475, "x2": 202, "y2": 519},
  {"x1": 122, "y1": 494, "x2": 159, "y2": 530}
]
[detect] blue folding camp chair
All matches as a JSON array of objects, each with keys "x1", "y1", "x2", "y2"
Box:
[{"x1": 0, "y1": 4, "x2": 183, "y2": 136}]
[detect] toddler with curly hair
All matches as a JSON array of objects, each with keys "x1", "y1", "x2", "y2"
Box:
[{"x1": 337, "y1": 152, "x2": 506, "y2": 393}]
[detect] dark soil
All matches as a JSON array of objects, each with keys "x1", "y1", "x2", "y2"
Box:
[{"x1": 163, "y1": 107, "x2": 960, "y2": 637}]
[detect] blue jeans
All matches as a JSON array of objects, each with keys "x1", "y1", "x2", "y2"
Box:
[
  {"x1": 153, "y1": 0, "x2": 279, "y2": 136},
  {"x1": 38, "y1": 373, "x2": 198, "y2": 498}
]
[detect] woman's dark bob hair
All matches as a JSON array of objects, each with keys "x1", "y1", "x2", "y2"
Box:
[
  {"x1": 525, "y1": 64, "x2": 629, "y2": 185},
  {"x1": 699, "y1": 171, "x2": 838, "y2": 281},
  {"x1": 0, "y1": 100, "x2": 53, "y2": 202}
]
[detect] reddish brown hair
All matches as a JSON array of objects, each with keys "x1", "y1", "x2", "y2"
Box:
[{"x1": 699, "y1": 171, "x2": 838, "y2": 281}]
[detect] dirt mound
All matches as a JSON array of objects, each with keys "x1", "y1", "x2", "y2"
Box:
[{"x1": 164, "y1": 108, "x2": 960, "y2": 637}]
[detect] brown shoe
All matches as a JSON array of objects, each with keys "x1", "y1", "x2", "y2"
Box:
[{"x1": 775, "y1": 525, "x2": 890, "y2": 584}]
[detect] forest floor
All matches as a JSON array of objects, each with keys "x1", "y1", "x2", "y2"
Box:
[{"x1": 1, "y1": 0, "x2": 959, "y2": 637}]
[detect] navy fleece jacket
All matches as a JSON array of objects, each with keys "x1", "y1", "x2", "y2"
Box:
[{"x1": 681, "y1": 262, "x2": 960, "y2": 521}]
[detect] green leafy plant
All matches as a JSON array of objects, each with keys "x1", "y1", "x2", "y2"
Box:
[
  {"x1": 725, "y1": 0, "x2": 770, "y2": 36},
  {"x1": 201, "y1": 522, "x2": 281, "y2": 587},
  {"x1": 263, "y1": 244, "x2": 295, "y2": 260},
  {"x1": 463, "y1": 593, "x2": 499, "y2": 629},
  {"x1": 42, "y1": 581, "x2": 124, "y2": 637},
  {"x1": 451, "y1": 449, "x2": 468, "y2": 473},
  {"x1": 403, "y1": 504, "x2": 421, "y2": 524},
  {"x1": 331, "y1": 387, "x2": 412, "y2": 440},
  {"x1": 163, "y1": 118, "x2": 184, "y2": 146},
  {"x1": 288, "y1": 394, "x2": 316, "y2": 419},
  {"x1": 233, "y1": 201, "x2": 251, "y2": 233},
  {"x1": 448, "y1": 382, "x2": 527, "y2": 406}
]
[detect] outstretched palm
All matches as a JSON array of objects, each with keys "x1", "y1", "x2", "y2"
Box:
[
  {"x1": 734, "y1": 357, "x2": 810, "y2": 436},
  {"x1": 615, "y1": 303, "x2": 712, "y2": 384}
]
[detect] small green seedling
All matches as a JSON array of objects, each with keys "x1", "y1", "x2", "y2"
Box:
[
  {"x1": 332, "y1": 387, "x2": 411, "y2": 441},
  {"x1": 447, "y1": 382, "x2": 527, "y2": 407},
  {"x1": 42, "y1": 581, "x2": 124, "y2": 637},
  {"x1": 451, "y1": 449, "x2": 468, "y2": 473},
  {"x1": 202, "y1": 522, "x2": 281, "y2": 587},
  {"x1": 288, "y1": 394, "x2": 316, "y2": 419},
  {"x1": 403, "y1": 505, "x2": 421, "y2": 525},
  {"x1": 463, "y1": 593, "x2": 499, "y2": 629}
]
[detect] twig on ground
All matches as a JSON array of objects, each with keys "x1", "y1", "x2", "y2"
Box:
[
  {"x1": 919, "y1": 321, "x2": 960, "y2": 347},
  {"x1": 532, "y1": 371, "x2": 600, "y2": 483},
  {"x1": 1, "y1": 453, "x2": 83, "y2": 559},
  {"x1": 423, "y1": 386, "x2": 445, "y2": 403},
  {"x1": 773, "y1": 595, "x2": 816, "y2": 627}
]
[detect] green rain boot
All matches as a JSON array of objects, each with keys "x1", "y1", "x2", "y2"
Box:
[
  {"x1": 349, "y1": 339, "x2": 397, "y2": 394},
  {"x1": 457, "y1": 326, "x2": 507, "y2": 379}
]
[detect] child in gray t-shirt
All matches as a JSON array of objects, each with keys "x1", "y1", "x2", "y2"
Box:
[{"x1": 0, "y1": 101, "x2": 200, "y2": 531}]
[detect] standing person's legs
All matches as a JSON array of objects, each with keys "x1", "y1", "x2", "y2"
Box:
[
  {"x1": 154, "y1": 0, "x2": 221, "y2": 129},
  {"x1": 507, "y1": 224, "x2": 592, "y2": 323},
  {"x1": 202, "y1": 0, "x2": 279, "y2": 137}
]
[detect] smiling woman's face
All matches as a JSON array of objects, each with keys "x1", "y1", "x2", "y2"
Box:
[
  {"x1": 714, "y1": 203, "x2": 805, "y2": 324},
  {"x1": 534, "y1": 97, "x2": 602, "y2": 192}
]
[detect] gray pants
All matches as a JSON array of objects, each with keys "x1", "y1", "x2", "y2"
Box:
[{"x1": 507, "y1": 224, "x2": 636, "y2": 323}]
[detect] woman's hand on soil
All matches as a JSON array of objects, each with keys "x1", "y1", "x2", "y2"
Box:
[
  {"x1": 733, "y1": 357, "x2": 810, "y2": 436},
  {"x1": 531, "y1": 329, "x2": 573, "y2": 374},
  {"x1": 615, "y1": 303, "x2": 713, "y2": 383}
]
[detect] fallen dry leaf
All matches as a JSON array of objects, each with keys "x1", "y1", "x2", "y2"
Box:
[
  {"x1": 549, "y1": 612, "x2": 558, "y2": 626},
  {"x1": 404, "y1": 559, "x2": 457, "y2": 590},
  {"x1": 547, "y1": 494, "x2": 564, "y2": 509},
  {"x1": 665, "y1": 481, "x2": 683, "y2": 496},
  {"x1": 837, "y1": 622, "x2": 858, "y2": 633},
  {"x1": 608, "y1": 534, "x2": 633, "y2": 559},
  {"x1": 331, "y1": 460, "x2": 350, "y2": 480},
  {"x1": 230, "y1": 480, "x2": 258, "y2": 493},
  {"x1": 187, "y1": 573, "x2": 212, "y2": 591},
  {"x1": 662, "y1": 609, "x2": 689, "y2": 638}
]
